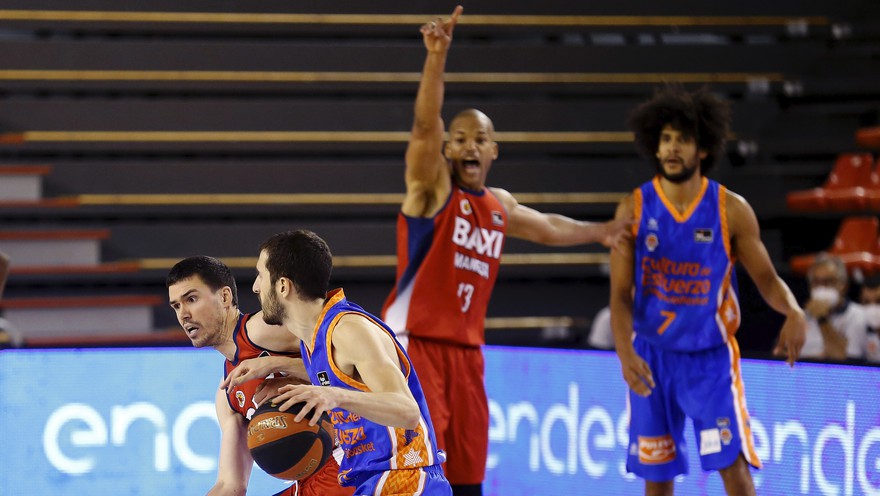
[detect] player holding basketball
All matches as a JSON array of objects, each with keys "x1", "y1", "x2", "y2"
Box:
[
  {"x1": 166, "y1": 256, "x2": 353, "y2": 496},
  {"x1": 382, "y1": 7, "x2": 629, "y2": 495},
  {"x1": 223, "y1": 229, "x2": 453, "y2": 495},
  {"x1": 609, "y1": 85, "x2": 807, "y2": 495}
]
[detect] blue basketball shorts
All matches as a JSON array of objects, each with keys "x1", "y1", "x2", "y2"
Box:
[
  {"x1": 626, "y1": 335, "x2": 762, "y2": 482},
  {"x1": 352, "y1": 464, "x2": 451, "y2": 496}
]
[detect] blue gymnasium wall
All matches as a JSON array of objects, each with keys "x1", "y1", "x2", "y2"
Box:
[{"x1": 1, "y1": 347, "x2": 878, "y2": 495}]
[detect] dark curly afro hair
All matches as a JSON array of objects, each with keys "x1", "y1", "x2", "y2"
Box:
[{"x1": 628, "y1": 84, "x2": 731, "y2": 176}]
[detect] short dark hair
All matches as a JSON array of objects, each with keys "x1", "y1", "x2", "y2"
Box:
[
  {"x1": 166, "y1": 255, "x2": 238, "y2": 307},
  {"x1": 628, "y1": 84, "x2": 731, "y2": 175},
  {"x1": 260, "y1": 230, "x2": 332, "y2": 301}
]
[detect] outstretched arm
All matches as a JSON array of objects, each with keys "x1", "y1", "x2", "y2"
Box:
[
  {"x1": 728, "y1": 191, "x2": 806, "y2": 365},
  {"x1": 493, "y1": 187, "x2": 631, "y2": 249},
  {"x1": 402, "y1": 6, "x2": 463, "y2": 218},
  {"x1": 269, "y1": 314, "x2": 420, "y2": 429}
]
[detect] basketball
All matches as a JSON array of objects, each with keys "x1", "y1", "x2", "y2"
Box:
[{"x1": 247, "y1": 400, "x2": 335, "y2": 481}]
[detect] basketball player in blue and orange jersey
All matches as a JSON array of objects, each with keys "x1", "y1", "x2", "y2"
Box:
[
  {"x1": 609, "y1": 85, "x2": 807, "y2": 495},
  {"x1": 166, "y1": 256, "x2": 354, "y2": 496},
  {"x1": 381, "y1": 7, "x2": 630, "y2": 495},
  {"x1": 223, "y1": 230, "x2": 452, "y2": 496}
]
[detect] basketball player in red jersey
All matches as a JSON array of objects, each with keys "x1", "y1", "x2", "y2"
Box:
[
  {"x1": 167, "y1": 256, "x2": 353, "y2": 496},
  {"x1": 381, "y1": 7, "x2": 630, "y2": 495}
]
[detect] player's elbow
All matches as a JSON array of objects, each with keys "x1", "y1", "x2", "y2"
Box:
[
  {"x1": 412, "y1": 116, "x2": 443, "y2": 138},
  {"x1": 399, "y1": 398, "x2": 421, "y2": 429}
]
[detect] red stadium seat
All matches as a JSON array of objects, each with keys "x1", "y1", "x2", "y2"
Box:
[
  {"x1": 857, "y1": 126, "x2": 880, "y2": 150},
  {"x1": 789, "y1": 216, "x2": 879, "y2": 276},
  {"x1": 785, "y1": 153, "x2": 875, "y2": 211},
  {"x1": 867, "y1": 160, "x2": 880, "y2": 211}
]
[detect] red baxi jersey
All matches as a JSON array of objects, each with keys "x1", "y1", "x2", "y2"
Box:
[
  {"x1": 223, "y1": 312, "x2": 301, "y2": 419},
  {"x1": 382, "y1": 186, "x2": 507, "y2": 347}
]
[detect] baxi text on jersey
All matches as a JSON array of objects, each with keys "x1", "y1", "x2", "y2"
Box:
[{"x1": 453, "y1": 216, "x2": 503, "y2": 259}]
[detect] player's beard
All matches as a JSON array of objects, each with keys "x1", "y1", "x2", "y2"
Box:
[
  {"x1": 659, "y1": 158, "x2": 699, "y2": 184},
  {"x1": 261, "y1": 289, "x2": 287, "y2": 326}
]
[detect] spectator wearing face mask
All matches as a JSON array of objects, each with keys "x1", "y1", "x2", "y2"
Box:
[
  {"x1": 800, "y1": 253, "x2": 868, "y2": 361},
  {"x1": 859, "y1": 275, "x2": 880, "y2": 363}
]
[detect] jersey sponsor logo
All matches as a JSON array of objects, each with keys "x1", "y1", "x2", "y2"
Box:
[
  {"x1": 344, "y1": 442, "x2": 376, "y2": 459},
  {"x1": 640, "y1": 256, "x2": 713, "y2": 306},
  {"x1": 317, "y1": 371, "x2": 331, "y2": 386},
  {"x1": 637, "y1": 434, "x2": 676, "y2": 465},
  {"x1": 647, "y1": 217, "x2": 659, "y2": 231},
  {"x1": 453, "y1": 216, "x2": 504, "y2": 259},
  {"x1": 235, "y1": 390, "x2": 246, "y2": 408},
  {"x1": 645, "y1": 233, "x2": 659, "y2": 252},
  {"x1": 700, "y1": 428, "x2": 722, "y2": 455},
  {"x1": 491, "y1": 210, "x2": 504, "y2": 226},
  {"x1": 460, "y1": 199, "x2": 473, "y2": 216},
  {"x1": 329, "y1": 410, "x2": 362, "y2": 423},
  {"x1": 694, "y1": 228, "x2": 714, "y2": 243},
  {"x1": 338, "y1": 426, "x2": 366, "y2": 444},
  {"x1": 454, "y1": 252, "x2": 490, "y2": 279}
]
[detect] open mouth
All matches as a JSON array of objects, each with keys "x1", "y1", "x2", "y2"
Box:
[
  {"x1": 462, "y1": 159, "x2": 480, "y2": 171},
  {"x1": 184, "y1": 324, "x2": 199, "y2": 337}
]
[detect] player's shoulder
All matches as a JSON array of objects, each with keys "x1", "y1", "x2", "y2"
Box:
[
  {"x1": 487, "y1": 186, "x2": 516, "y2": 209},
  {"x1": 721, "y1": 186, "x2": 754, "y2": 217},
  {"x1": 614, "y1": 192, "x2": 636, "y2": 218}
]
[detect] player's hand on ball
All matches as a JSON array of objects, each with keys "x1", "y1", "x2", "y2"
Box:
[
  {"x1": 253, "y1": 376, "x2": 309, "y2": 406},
  {"x1": 274, "y1": 384, "x2": 341, "y2": 426}
]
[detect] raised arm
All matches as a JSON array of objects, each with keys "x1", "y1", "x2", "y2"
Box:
[
  {"x1": 402, "y1": 6, "x2": 462, "y2": 218},
  {"x1": 727, "y1": 191, "x2": 806, "y2": 365},
  {"x1": 609, "y1": 195, "x2": 654, "y2": 397},
  {"x1": 492, "y1": 187, "x2": 631, "y2": 248},
  {"x1": 207, "y1": 387, "x2": 252, "y2": 496},
  {"x1": 270, "y1": 315, "x2": 421, "y2": 429}
]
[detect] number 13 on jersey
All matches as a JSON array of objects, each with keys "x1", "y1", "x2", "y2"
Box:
[{"x1": 457, "y1": 283, "x2": 474, "y2": 312}]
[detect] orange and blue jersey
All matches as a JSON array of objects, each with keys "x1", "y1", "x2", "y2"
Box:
[
  {"x1": 632, "y1": 176, "x2": 740, "y2": 351},
  {"x1": 626, "y1": 177, "x2": 760, "y2": 480},
  {"x1": 222, "y1": 313, "x2": 353, "y2": 496},
  {"x1": 382, "y1": 186, "x2": 506, "y2": 347},
  {"x1": 223, "y1": 312, "x2": 301, "y2": 420},
  {"x1": 302, "y1": 289, "x2": 448, "y2": 494}
]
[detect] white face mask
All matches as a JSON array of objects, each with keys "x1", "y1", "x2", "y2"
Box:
[
  {"x1": 865, "y1": 303, "x2": 880, "y2": 329},
  {"x1": 811, "y1": 286, "x2": 840, "y2": 307}
]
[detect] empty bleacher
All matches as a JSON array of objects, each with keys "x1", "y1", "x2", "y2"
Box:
[{"x1": 1, "y1": 0, "x2": 879, "y2": 352}]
